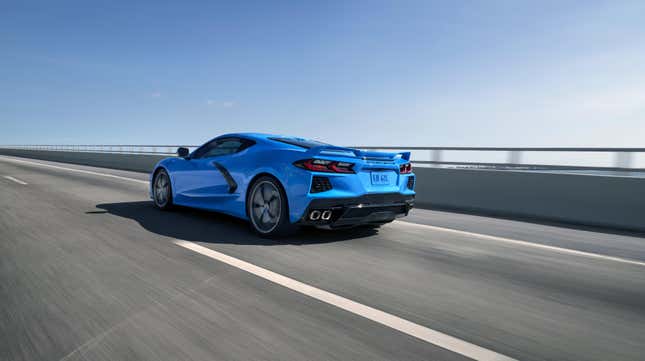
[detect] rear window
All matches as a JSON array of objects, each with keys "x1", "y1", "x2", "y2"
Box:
[{"x1": 269, "y1": 137, "x2": 329, "y2": 149}]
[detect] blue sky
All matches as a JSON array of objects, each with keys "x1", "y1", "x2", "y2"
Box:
[{"x1": 2, "y1": 0, "x2": 645, "y2": 147}]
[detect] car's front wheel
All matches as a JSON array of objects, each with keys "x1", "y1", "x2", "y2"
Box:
[
  {"x1": 153, "y1": 169, "x2": 173, "y2": 210},
  {"x1": 247, "y1": 176, "x2": 296, "y2": 237}
]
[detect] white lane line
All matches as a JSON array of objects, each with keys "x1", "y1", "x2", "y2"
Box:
[
  {"x1": 3, "y1": 175, "x2": 28, "y2": 185},
  {"x1": 0, "y1": 156, "x2": 148, "y2": 184},
  {"x1": 394, "y1": 221, "x2": 645, "y2": 267},
  {"x1": 174, "y1": 239, "x2": 515, "y2": 361}
]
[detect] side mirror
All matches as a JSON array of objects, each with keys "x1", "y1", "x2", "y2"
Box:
[{"x1": 177, "y1": 147, "x2": 190, "y2": 158}]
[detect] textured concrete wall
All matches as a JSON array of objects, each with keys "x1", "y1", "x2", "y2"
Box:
[
  {"x1": 2, "y1": 149, "x2": 644, "y2": 232},
  {"x1": 0, "y1": 149, "x2": 166, "y2": 173},
  {"x1": 414, "y1": 167, "x2": 645, "y2": 232}
]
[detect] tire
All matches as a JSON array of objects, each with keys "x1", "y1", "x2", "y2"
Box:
[
  {"x1": 152, "y1": 169, "x2": 173, "y2": 210},
  {"x1": 247, "y1": 176, "x2": 296, "y2": 237}
]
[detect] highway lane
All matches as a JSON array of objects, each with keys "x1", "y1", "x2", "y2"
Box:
[
  {"x1": 1, "y1": 156, "x2": 645, "y2": 360},
  {"x1": 0, "y1": 158, "x2": 467, "y2": 361}
]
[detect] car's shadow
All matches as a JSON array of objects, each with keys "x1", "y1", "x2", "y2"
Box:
[{"x1": 94, "y1": 201, "x2": 378, "y2": 246}]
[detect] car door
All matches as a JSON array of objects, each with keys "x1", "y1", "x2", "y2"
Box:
[{"x1": 173, "y1": 138, "x2": 246, "y2": 208}]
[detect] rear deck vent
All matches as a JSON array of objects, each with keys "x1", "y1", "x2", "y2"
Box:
[
  {"x1": 407, "y1": 175, "x2": 415, "y2": 190},
  {"x1": 311, "y1": 176, "x2": 332, "y2": 193}
]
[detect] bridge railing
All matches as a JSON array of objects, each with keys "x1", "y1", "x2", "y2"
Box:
[
  {"x1": 0, "y1": 145, "x2": 198, "y2": 155},
  {"x1": 1, "y1": 145, "x2": 644, "y2": 172},
  {"x1": 353, "y1": 146, "x2": 645, "y2": 172}
]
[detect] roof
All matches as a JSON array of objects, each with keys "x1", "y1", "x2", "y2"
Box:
[
  {"x1": 218, "y1": 132, "x2": 284, "y2": 141},
  {"x1": 210, "y1": 133, "x2": 335, "y2": 150}
]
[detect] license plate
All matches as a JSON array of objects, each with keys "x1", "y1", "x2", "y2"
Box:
[{"x1": 370, "y1": 172, "x2": 390, "y2": 185}]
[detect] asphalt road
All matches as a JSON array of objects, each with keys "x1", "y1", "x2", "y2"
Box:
[{"x1": 1, "y1": 155, "x2": 645, "y2": 361}]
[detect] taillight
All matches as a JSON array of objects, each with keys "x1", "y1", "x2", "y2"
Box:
[
  {"x1": 294, "y1": 159, "x2": 355, "y2": 173},
  {"x1": 329, "y1": 162, "x2": 354, "y2": 173},
  {"x1": 399, "y1": 162, "x2": 412, "y2": 174}
]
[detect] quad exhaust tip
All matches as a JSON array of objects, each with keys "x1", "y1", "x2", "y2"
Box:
[{"x1": 309, "y1": 209, "x2": 332, "y2": 221}]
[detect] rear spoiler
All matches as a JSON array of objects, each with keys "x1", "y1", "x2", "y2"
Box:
[{"x1": 307, "y1": 146, "x2": 411, "y2": 161}]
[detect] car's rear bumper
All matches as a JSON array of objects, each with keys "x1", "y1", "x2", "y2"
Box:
[{"x1": 297, "y1": 193, "x2": 414, "y2": 228}]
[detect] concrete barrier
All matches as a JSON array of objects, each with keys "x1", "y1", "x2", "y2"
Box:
[
  {"x1": 2, "y1": 148, "x2": 644, "y2": 232},
  {"x1": 0, "y1": 149, "x2": 166, "y2": 173},
  {"x1": 414, "y1": 167, "x2": 645, "y2": 232}
]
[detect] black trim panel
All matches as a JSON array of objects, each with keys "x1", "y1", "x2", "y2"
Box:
[
  {"x1": 213, "y1": 162, "x2": 238, "y2": 193},
  {"x1": 299, "y1": 193, "x2": 415, "y2": 228}
]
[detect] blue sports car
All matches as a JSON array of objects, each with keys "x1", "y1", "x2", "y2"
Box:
[{"x1": 150, "y1": 133, "x2": 415, "y2": 236}]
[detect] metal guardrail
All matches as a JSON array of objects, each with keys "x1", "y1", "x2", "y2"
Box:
[{"x1": 1, "y1": 145, "x2": 644, "y2": 172}]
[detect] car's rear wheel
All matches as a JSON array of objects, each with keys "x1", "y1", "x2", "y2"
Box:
[
  {"x1": 153, "y1": 169, "x2": 173, "y2": 210},
  {"x1": 247, "y1": 176, "x2": 296, "y2": 237}
]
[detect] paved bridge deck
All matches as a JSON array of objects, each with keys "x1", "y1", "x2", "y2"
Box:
[{"x1": 1, "y1": 155, "x2": 645, "y2": 361}]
